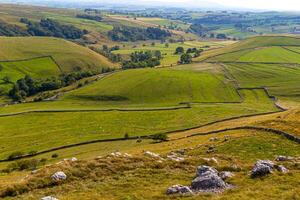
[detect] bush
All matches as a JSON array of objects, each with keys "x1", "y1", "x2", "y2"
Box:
[
  {"x1": 150, "y1": 133, "x2": 168, "y2": 142},
  {"x1": 124, "y1": 133, "x2": 129, "y2": 139},
  {"x1": 51, "y1": 153, "x2": 59, "y2": 158},
  {"x1": 6, "y1": 159, "x2": 39, "y2": 171}
]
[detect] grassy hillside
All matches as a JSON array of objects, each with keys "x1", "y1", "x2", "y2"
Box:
[
  {"x1": 0, "y1": 57, "x2": 61, "y2": 94},
  {"x1": 1, "y1": 129, "x2": 299, "y2": 200},
  {"x1": 0, "y1": 37, "x2": 115, "y2": 72},
  {"x1": 208, "y1": 46, "x2": 300, "y2": 63},
  {"x1": 64, "y1": 66, "x2": 240, "y2": 106},
  {"x1": 226, "y1": 63, "x2": 300, "y2": 101},
  {"x1": 196, "y1": 36, "x2": 300, "y2": 62}
]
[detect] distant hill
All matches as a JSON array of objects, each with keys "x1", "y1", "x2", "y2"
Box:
[
  {"x1": 0, "y1": 37, "x2": 116, "y2": 72},
  {"x1": 196, "y1": 36, "x2": 300, "y2": 63}
]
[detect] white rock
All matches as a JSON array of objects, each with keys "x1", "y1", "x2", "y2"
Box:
[
  {"x1": 276, "y1": 165, "x2": 289, "y2": 173},
  {"x1": 144, "y1": 151, "x2": 163, "y2": 160},
  {"x1": 41, "y1": 196, "x2": 58, "y2": 200},
  {"x1": 166, "y1": 185, "x2": 193, "y2": 195},
  {"x1": 219, "y1": 171, "x2": 234, "y2": 180},
  {"x1": 275, "y1": 155, "x2": 294, "y2": 162},
  {"x1": 51, "y1": 171, "x2": 67, "y2": 181}
]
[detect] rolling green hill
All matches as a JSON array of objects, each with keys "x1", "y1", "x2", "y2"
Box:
[
  {"x1": 0, "y1": 37, "x2": 116, "y2": 72},
  {"x1": 63, "y1": 66, "x2": 240, "y2": 106},
  {"x1": 196, "y1": 36, "x2": 300, "y2": 62}
]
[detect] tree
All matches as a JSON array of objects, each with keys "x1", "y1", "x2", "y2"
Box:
[
  {"x1": 2, "y1": 76, "x2": 11, "y2": 84},
  {"x1": 175, "y1": 46, "x2": 184, "y2": 54},
  {"x1": 180, "y1": 53, "x2": 192, "y2": 64},
  {"x1": 154, "y1": 50, "x2": 162, "y2": 59},
  {"x1": 150, "y1": 133, "x2": 168, "y2": 142}
]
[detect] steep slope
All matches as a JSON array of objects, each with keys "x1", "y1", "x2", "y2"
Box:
[{"x1": 0, "y1": 37, "x2": 116, "y2": 72}]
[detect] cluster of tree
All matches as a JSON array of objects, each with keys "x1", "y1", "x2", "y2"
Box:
[
  {"x1": 8, "y1": 71, "x2": 108, "y2": 101},
  {"x1": 76, "y1": 14, "x2": 103, "y2": 22},
  {"x1": 0, "y1": 20, "x2": 29, "y2": 36},
  {"x1": 179, "y1": 53, "x2": 193, "y2": 64},
  {"x1": 175, "y1": 47, "x2": 203, "y2": 58},
  {"x1": 108, "y1": 26, "x2": 171, "y2": 42},
  {"x1": 89, "y1": 45, "x2": 122, "y2": 63},
  {"x1": 20, "y1": 18, "x2": 88, "y2": 39},
  {"x1": 122, "y1": 51, "x2": 162, "y2": 69}
]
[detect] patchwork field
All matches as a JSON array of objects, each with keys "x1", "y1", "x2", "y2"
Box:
[
  {"x1": 0, "y1": 57, "x2": 60, "y2": 94},
  {"x1": 0, "y1": 33, "x2": 299, "y2": 200},
  {"x1": 112, "y1": 41, "x2": 234, "y2": 66},
  {"x1": 0, "y1": 37, "x2": 115, "y2": 72},
  {"x1": 225, "y1": 63, "x2": 300, "y2": 101},
  {"x1": 195, "y1": 36, "x2": 300, "y2": 62}
]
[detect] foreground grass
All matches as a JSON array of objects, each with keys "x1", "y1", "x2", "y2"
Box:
[{"x1": 1, "y1": 130, "x2": 299, "y2": 199}]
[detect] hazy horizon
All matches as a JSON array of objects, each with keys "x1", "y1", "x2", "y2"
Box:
[{"x1": 1, "y1": 0, "x2": 300, "y2": 11}]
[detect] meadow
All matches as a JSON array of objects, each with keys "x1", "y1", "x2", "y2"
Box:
[
  {"x1": 195, "y1": 36, "x2": 300, "y2": 62},
  {"x1": 0, "y1": 57, "x2": 60, "y2": 94},
  {"x1": 225, "y1": 63, "x2": 300, "y2": 101},
  {"x1": 0, "y1": 37, "x2": 115, "y2": 73},
  {"x1": 112, "y1": 41, "x2": 234, "y2": 66},
  {"x1": 0, "y1": 64, "x2": 279, "y2": 160}
]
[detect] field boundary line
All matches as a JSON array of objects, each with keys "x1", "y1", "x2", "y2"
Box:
[
  {"x1": 172, "y1": 126, "x2": 300, "y2": 144},
  {"x1": 0, "y1": 55, "x2": 63, "y2": 72}
]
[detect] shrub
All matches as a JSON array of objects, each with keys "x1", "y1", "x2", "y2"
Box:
[
  {"x1": 124, "y1": 133, "x2": 129, "y2": 139},
  {"x1": 51, "y1": 153, "x2": 58, "y2": 158},
  {"x1": 150, "y1": 133, "x2": 168, "y2": 142},
  {"x1": 6, "y1": 159, "x2": 39, "y2": 171}
]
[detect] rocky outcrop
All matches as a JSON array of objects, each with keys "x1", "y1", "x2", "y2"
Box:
[
  {"x1": 251, "y1": 160, "x2": 274, "y2": 178},
  {"x1": 191, "y1": 166, "x2": 227, "y2": 192},
  {"x1": 41, "y1": 196, "x2": 58, "y2": 200},
  {"x1": 275, "y1": 155, "x2": 294, "y2": 162},
  {"x1": 219, "y1": 171, "x2": 235, "y2": 180},
  {"x1": 51, "y1": 171, "x2": 67, "y2": 181},
  {"x1": 167, "y1": 165, "x2": 232, "y2": 196},
  {"x1": 275, "y1": 165, "x2": 289, "y2": 173},
  {"x1": 166, "y1": 185, "x2": 193, "y2": 195}
]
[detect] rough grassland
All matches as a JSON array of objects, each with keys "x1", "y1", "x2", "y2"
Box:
[
  {"x1": 0, "y1": 37, "x2": 115, "y2": 72},
  {"x1": 1, "y1": 130, "x2": 299, "y2": 200},
  {"x1": 0, "y1": 57, "x2": 60, "y2": 94}
]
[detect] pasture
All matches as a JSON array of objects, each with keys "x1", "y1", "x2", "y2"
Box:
[
  {"x1": 0, "y1": 57, "x2": 60, "y2": 94},
  {"x1": 0, "y1": 37, "x2": 115, "y2": 72}
]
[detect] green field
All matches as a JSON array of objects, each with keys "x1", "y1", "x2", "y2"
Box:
[
  {"x1": 226, "y1": 63, "x2": 300, "y2": 101},
  {"x1": 0, "y1": 64, "x2": 279, "y2": 160},
  {"x1": 196, "y1": 36, "x2": 300, "y2": 62},
  {"x1": 208, "y1": 46, "x2": 300, "y2": 63},
  {"x1": 0, "y1": 37, "x2": 115, "y2": 72},
  {"x1": 63, "y1": 66, "x2": 240, "y2": 106},
  {"x1": 112, "y1": 41, "x2": 232, "y2": 66},
  {"x1": 0, "y1": 57, "x2": 61, "y2": 94}
]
